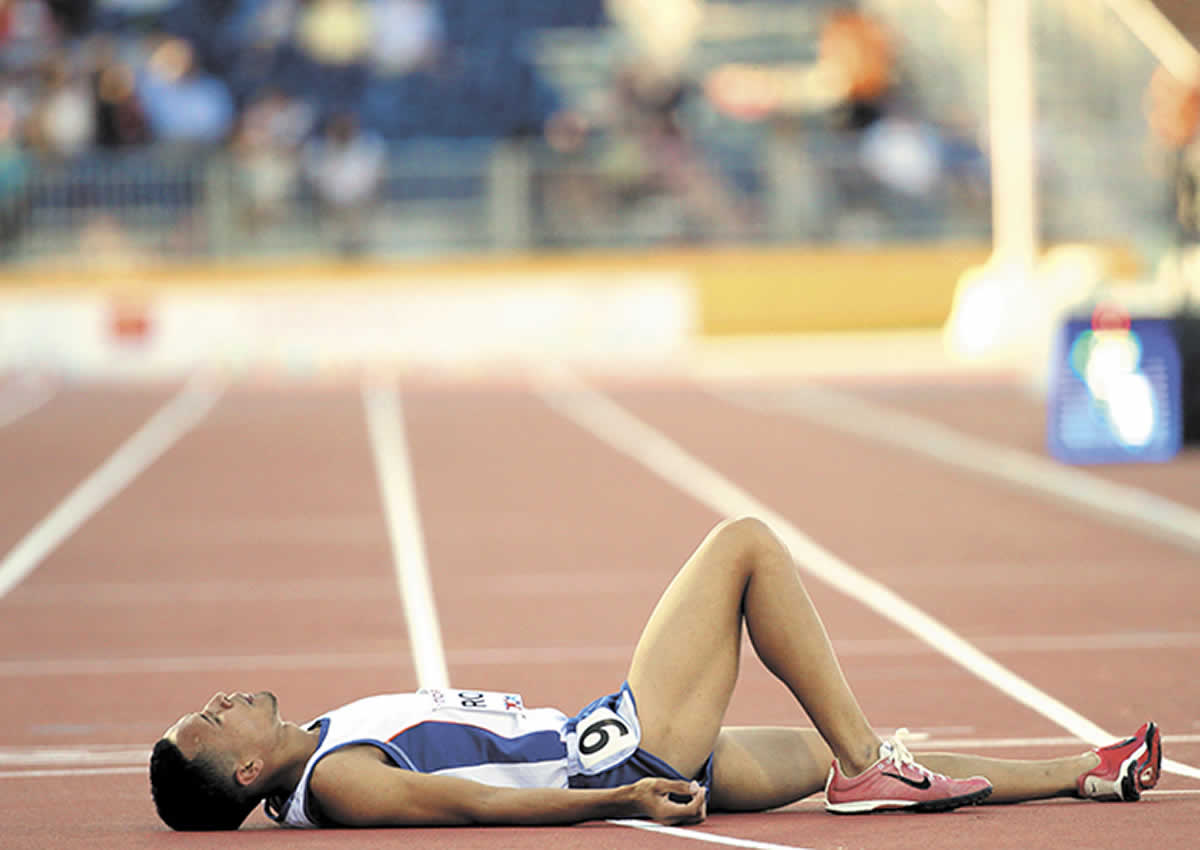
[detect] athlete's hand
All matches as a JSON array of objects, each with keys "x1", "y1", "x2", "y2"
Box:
[{"x1": 629, "y1": 777, "x2": 707, "y2": 825}]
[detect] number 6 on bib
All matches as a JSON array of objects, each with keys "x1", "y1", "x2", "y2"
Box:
[{"x1": 574, "y1": 705, "x2": 640, "y2": 774}]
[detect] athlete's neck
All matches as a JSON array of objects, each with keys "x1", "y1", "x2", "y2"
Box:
[{"x1": 266, "y1": 723, "x2": 323, "y2": 800}]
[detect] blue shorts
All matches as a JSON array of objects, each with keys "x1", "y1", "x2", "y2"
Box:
[{"x1": 564, "y1": 683, "x2": 715, "y2": 794}]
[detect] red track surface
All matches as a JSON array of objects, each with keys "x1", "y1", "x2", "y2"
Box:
[{"x1": 1, "y1": 372, "x2": 1197, "y2": 849}]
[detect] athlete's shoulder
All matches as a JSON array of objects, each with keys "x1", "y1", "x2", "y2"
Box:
[
  {"x1": 313, "y1": 740, "x2": 392, "y2": 773},
  {"x1": 307, "y1": 744, "x2": 407, "y2": 827}
]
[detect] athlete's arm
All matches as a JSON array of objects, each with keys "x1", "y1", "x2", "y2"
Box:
[{"x1": 309, "y1": 746, "x2": 707, "y2": 827}]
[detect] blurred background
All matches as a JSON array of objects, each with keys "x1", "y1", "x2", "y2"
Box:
[
  {"x1": 0, "y1": 0, "x2": 1184, "y2": 259},
  {"x1": 0, "y1": 0, "x2": 1198, "y2": 407}
]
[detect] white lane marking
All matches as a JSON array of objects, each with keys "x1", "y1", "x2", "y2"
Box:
[
  {"x1": 0, "y1": 767, "x2": 146, "y2": 779},
  {"x1": 907, "y1": 733, "x2": 1200, "y2": 750},
  {"x1": 0, "y1": 375, "x2": 226, "y2": 599},
  {"x1": 363, "y1": 379, "x2": 449, "y2": 690},
  {"x1": 0, "y1": 375, "x2": 57, "y2": 428},
  {"x1": 0, "y1": 648, "x2": 621, "y2": 677},
  {"x1": 714, "y1": 383, "x2": 1200, "y2": 554},
  {"x1": 535, "y1": 368, "x2": 1200, "y2": 782},
  {"x1": 0, "y1": 746, "x2": 148, "y2": 766},
  {"x1": 837, "y1": 631, "x2": 1200, "y2": 654},
  {"x1": 609, "y1": 820, "x2": 814, "y2": 850},
  {"x1": 5, "y1": 631, "x2": 1200, "y2": 677},
  {"x1": 5, "y1": 577, "x2": 396, "y2": 605}
]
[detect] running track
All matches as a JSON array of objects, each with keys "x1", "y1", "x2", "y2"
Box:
[{"x1": 1, "y1": 361, "x2": 1198, "y2": 849}]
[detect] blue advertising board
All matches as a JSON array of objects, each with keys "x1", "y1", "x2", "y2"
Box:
[{"x1": 1046, "y1": 314, "x2": 1183, "y2": 465}]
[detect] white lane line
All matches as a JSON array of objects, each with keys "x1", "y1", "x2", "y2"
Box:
[
  {"x1": 6, "y1": 631, "x2": 1200, "y2": 677},
  {"x1": 0, "y1": 646, "x2": 626, "y2": 677},
  {"x1": 363, "y1": 379, "x2": 449, "y2": 690},
  {"x1": 0, "y1": 746, "x2": 148, "y2": 766},
  {"x1": 713, "y1": 383, "x2": 1200, "y2": 554},
  {"x1": 535, "y1": 368, "x2": 1200, "y2": 782},
  {"x1": 0, "y1": 375, "x2": 226, "y2": 600},
  {"x1": 908, "y1": 733, "x2": 1200, "y2": 750},
  {"x1": 610, "y1": 819, "x2": 814, "y2": 850},
  {"x1": 0, "y1": 767, "x2": 146, "y2": 779},
  {"x1": 0, "y1": 375, "x2": 57, "y2": 428},
  {"x1": 6, "y1": 577, "x2": 395, "y2": 605}
]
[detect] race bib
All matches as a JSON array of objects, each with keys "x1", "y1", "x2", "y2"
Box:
[
  {"x1": 420, "y1": 688, "x2": 525, "y2": 715},
  {"x1": 573, "y1": 697, "x2": 640, "y2": 775}
]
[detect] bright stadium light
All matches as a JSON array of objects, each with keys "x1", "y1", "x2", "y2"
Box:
[{"x1": 1107, "y1": 371, "x2": 1157, "y2": 447}]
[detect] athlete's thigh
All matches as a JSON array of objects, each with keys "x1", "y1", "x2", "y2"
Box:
[{"x1": 626, "y1": 519, "x2": 758, "y2": 778}]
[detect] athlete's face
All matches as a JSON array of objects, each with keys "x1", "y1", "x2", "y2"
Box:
[{"x1": 164, "y1": 691, "x2": 282, "y2": 765}]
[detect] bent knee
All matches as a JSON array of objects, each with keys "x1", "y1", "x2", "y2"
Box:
[{"x1": 710, "y1": 516, "x2": 782, "y2": 560}]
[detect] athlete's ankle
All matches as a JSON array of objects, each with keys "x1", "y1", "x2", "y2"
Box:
[
  {"x1": 836, "y1": 740, "x2": 884, "y2": 778},
  {"x1": 1075, "y1": 752, "x2": 1102, "y2": 783}
]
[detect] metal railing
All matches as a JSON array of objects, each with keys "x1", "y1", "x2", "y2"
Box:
[
  {"x1": 1, "y1": 129, "x2": 1172, "y2": 269},
  {"x1": 0, "y1": 131, "x2": 999, "y2": 267}
]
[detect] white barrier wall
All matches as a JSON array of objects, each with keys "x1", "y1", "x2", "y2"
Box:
[{"x1": 0, "y1": 272, "x2": 696, "y2": 379}]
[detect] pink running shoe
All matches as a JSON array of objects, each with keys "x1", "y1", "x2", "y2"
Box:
[
  {"x1": 1077, "y1": 722, "x2": 1161, "y2": 801},
  {"x1": 825, "y1": 730, "x2": 992, "y2": 814}
]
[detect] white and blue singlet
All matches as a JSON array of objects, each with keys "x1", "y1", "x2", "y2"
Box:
[{"x1": 266, "y1": 683, "x2": 715, "y2": 828}]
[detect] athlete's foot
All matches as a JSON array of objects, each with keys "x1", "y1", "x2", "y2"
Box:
[
  {"x1": 1077, "y1": 722, "x2": 1161, "y2": 802},
  {"x1": 824, "y1": 729, "x2": 992, "y2": 814}
]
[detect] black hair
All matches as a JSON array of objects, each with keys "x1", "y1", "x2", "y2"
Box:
[{"x1": 149, "y1": 738, "x2": 258, "y2": 831}]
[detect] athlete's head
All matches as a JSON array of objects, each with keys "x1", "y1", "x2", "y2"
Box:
[{"x1": 150, "y1": 691, "x2": 281, "y2": 830}]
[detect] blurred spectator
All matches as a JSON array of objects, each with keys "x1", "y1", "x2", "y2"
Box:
[
  {"x1": 819, "y1": 6, "x2": 895, "y2": 134},
  {"x1": 1147, "y1": 64, "x2": 1200, "y2": 153},
  {"x1": 296, "y1": 0, "x2": 369, "y2": 65},
  {"x1": 368, "y1": 0, "x2": 442, "y2": 76},
  {"x1": 1145, "y1": 66, "x2": 1200, "y2": 245},
  {"x1": 88, "y1": 36, "x2": 150, "y2": 148},
  {"x1": 605, "y1": 0, "x2": 701, "y2": 85},
  {"x1": 43, "y1": 0, "x2": 92, "y2": 34},
  {"x1": 1, "y1": 0, "x2": 61, "y2": 72},
  {"x1": 302, "y1": 111, "x2": 383, "y2": 254},
  {"x1": 0, "y1": 98, "x2": 31, "y2": 257},
  {"x1": 281, "y1": 0, "x2": 371, "y2": 114},
  {"x1": 858, "y1": 111, "x2": 940, "y2": 198},
  {"x1": 232, "y1": 88, "x2": 313, "y2": 230},
  {"x1": 610, "y1": 66, "x2": 749, "y2": 238},
  {"x1": 546, "y1": 63, "x2": 750, "y2": 242},
  {"x1": 703, "y1": 5, "x2": 896, "y2": 125},
  {"x1": 26, "y1": 51, "x2": 96, "y2": 159},
  {"x1": 136, "y1": 36, "x2": 234, "y2": 146}
]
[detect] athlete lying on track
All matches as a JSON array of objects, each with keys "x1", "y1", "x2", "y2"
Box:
[{"x1": 150, "y1": 517, "x2": 1162, "y2": 830}]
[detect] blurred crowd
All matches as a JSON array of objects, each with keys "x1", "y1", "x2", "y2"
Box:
[
  {"x1": 1, "y1": 0, "x2": 602, "y2": 153},
  {"x1": 0, "y1": 0, "x2": 611, "y2": 254},
  {"x1": 0, "y1": 0, "x2": 999, "y2": 258}
]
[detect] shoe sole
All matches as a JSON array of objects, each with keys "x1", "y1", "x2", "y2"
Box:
[
  {"x1": 1121, "y1": 722, "x2": 1161, "y2": 802},
  {"x1": 826, "y1": 785, "x2": 993, "y2": 814}
]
